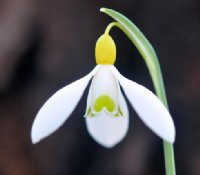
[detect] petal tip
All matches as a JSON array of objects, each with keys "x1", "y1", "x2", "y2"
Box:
[
  {"x1": 168, "y1": 126, "x2": 176, "y2": 144},
  {"x1": 31, "y1": 127, "x2": 41, "y2": 144},
  {"x1": 86, "y1": 114, "x2": 128, "y2": 149},
  {"x1": 31, "y1": 122, "x2": 45, "y2": 144},
  {"x1": 31, "y1": 138, "x2": 39, "y2": 144},
  {"x1": 98, "y1": 141, "x2": 118, "y2": 149},
  {"x1": 162, "y1": 123, "x2": 176, "y2": 144},
  {"x1": 31, "y1": 133, "x2": 40, "y2": 144},
  {"x1": 88, "y1": 132, "x2": 122, "y2": 148}
]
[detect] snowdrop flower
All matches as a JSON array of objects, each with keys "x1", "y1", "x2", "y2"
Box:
[{"x1": 31, "y1": 33, "x2": 175, "y2": 148}]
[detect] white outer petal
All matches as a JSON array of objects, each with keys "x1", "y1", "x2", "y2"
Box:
[
  {"x1": 31, "y1": 66, "x2": 99, "y2": 143},
  {"x1": 110, "y1": 66, "x2": 175, "y2": 143},
  {"x1": 85, "y1": 85, "x2": 129, "y2": 148}
]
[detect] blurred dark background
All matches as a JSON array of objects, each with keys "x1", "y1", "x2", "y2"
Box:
[{"x1": 0, "y1": 0, "x2": 199, "y2": 175}]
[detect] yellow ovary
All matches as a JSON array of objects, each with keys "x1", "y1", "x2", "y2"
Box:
[{"x1": 95, "y1": 34, "x2": 116, "y2": 65}]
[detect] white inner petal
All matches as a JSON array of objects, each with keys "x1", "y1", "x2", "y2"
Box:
[
  {"x1": 85, "y1": 66, "x2": 130, "y2": 147},
  {"x1": 86, "y1": 112, "x2": 129, "y2": 148},
  {"x1": 86, "y1": 65, "x2": 119, "y2": 115}
]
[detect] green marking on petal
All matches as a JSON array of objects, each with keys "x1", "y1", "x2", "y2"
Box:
[
  {"x1": 86, "y1": 107, "x2": 91, "y2": 115},
  {"x1": 94, "y1": 95, "x2": 115, "y2": 112},
  {"x1": 87, "y1": 107, "x2": 96, "y2": 117},
  {"x1": 118, "y1": 107, "x2": 123, "y2": 116},
  {"x1": 113, "y1": 107, "x2": 124, "y2": 117}
]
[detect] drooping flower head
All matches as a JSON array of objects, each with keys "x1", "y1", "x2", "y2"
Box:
[{"x1": 31, "y1": 31, "x2": 175, "y2": 148}]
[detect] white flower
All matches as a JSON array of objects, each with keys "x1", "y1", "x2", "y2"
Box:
[{"x1": 31, "y1": 34, "x2": 175, "y2": 148}]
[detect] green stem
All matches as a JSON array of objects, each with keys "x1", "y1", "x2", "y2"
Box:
[
  {"x1": 101, "y1": 8, "x2": 176, "y2": 175},
  {"x1": 164, "y1": 141, "x2": 176, "y2": 175},
  {"x1": 104, "y1": 22, "x2": 119, "y2": 34}
]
